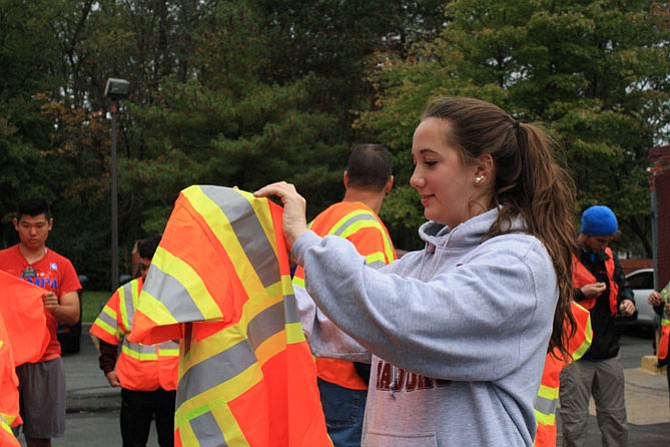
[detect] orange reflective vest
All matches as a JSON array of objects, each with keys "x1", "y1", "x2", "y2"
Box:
[
  {"x1": 90, "y1": 277, "x2": 179, "y2": 391},
  {"x1": 0, "y1": 316, "x2": 20, "y2": 431},
  {"x1": 534, "y1": 303, "x2": 592, "y2": 447},
  {"x1": 0, "y1": 270, "x2": 49, "y2": 366},
  {"x1": 658, "y1": 308, "x2": 669, "y2": 361},
  {"x1": 128, "y1": 185, "x2": 331, "y2": 447},
  {"x1": 293, "y1": 201, "x2": 396, "y2": 390},
  {"x1": 572, "y1": 248, "x2": 618, "y2": 316}
]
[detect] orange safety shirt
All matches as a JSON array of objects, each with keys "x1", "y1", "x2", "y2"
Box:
[
  {"x1": 293, "y1": 201, "x2": 396, "y2": 390},
  {"x1": 534, "y1": 303, "x2": 592, "y2": 447},
  {"x1": 572, "y1": 248, "x2": 618, "y2": 316},
  {"x1": 90, "y1": 277, "x2": 178, "y2": 391}
]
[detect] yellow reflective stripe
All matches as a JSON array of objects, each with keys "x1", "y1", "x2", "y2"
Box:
[
  {"x1": 184, "y1": 187, "x2": 267, "y2": 308},
  {"x1": 365, "y1": 251, "x2": 387, "y2": 266},
  {"x1": 332, "y1": 212, "x2": 395, "y2": 262},
  {"x1": 0, "y1": 411, "x2": 16, "y2": 427},
  {"x1": 537, "y1": 384, "x2": 559, "y2": 400},
  {"x1": 293, "y1": 275, "x2": 305, "y2": 288},
  {"x1": 150, "y1": 247, "x2": 221, "y2": 321},
  {"x1": 328, "y1": 210, "x2": 370, "y2": 234},
  {"x1": 1, "y1": 414, "x2": 14, "y2": 435},
  {"x1": 256, "y1": 331, "x2": 285, "y2": 366},
  {"x1": 286, "y1": 322, "x2": 305, "y2": 345},
  {"x1": 571, "y1": 315, "x2": 593, "y2": 361},
  {"x1": 158, "y1": 348, "x2": 180, "y2": 357},
  {"x1": 572, "y1": 340, "x2": 590, "y2": 362},
  {"x1": 535, "y1": 408, "x2": 556, "y2": 425}
]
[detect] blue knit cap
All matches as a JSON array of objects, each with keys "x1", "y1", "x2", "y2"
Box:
[{"x1": 581, "y1": 205, "x2": 618, "y2": 236}]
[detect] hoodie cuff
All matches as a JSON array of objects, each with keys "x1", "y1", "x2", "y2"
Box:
[{"x1": 290, "y1": 230, "x2": 322, "y2": 267}]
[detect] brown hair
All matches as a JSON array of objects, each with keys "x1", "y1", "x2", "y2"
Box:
[{"x1": 421, "y1": 96, "x2": 576, "y2": 357}]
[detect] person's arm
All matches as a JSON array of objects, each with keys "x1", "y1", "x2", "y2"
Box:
[
  {"x1": 298, "y1": 213, "x2": 394, "y2": 362},
  {"x1": 612, "y1": 252, "x2": 635, "y2": 315},
  {"x1": 294, "y1": 231, "x2": 556, "y2": 382},
  {"x1": 98, "y1": 339, "x2": 121, "y2": 387},
  {"x1": 648, "y1": 290, "x2": 664, "y2": 315},
  {"x1": 255, "y1": 182, "x2": 552, "y2": 381},
  {"x1": 43, "y1": 290, "x2": 80, "y2": 325}
]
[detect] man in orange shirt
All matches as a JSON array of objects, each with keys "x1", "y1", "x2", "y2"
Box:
[
  {"x1": 293, "y1": 143, "x2": 396, "y2": 446},
  {"x1": 0, "y1": 198, "x2": 81, "y2": 447}
]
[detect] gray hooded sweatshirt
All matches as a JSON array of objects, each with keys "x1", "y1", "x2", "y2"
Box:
[{"x1": 291, "y1": 208, "x2": 557, "y2": 447}]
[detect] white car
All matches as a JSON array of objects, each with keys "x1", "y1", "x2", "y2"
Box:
[{"x1": 624, "y1": 268, "x2": 657, "y2": 328}]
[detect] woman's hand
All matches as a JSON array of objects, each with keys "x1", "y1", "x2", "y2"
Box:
[{"x1": 254, "y1": 181, "x2": 308, "y2": 250}]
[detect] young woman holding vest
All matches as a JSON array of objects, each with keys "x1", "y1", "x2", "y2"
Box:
[{"x1": 256, "y1": 96, "x2": 577, "y2": 446}]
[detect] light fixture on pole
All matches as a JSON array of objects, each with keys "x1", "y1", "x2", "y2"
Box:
[{"x1": 105, "y1": 77, "x2": 130, "y2": 291}]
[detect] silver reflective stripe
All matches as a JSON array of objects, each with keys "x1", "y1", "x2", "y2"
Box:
[
  {"x1": 246, "y1": 301, "x2": 284, "y2": 349},
  {"x1": 123, "y1": 340, "x2": 158, "y2": 354},
  {"x1": 283, "y1": 293, "x2": 299, "y2": 325},
  {"x1": 142, "y1": 267, "x2": 205, "y2": 322},
  {"x1": 178, "y1": 339, "x2": 256, "y2": 398},
  {"x1": 96, "y1": 310, "x2": 117, "y2": 330},
  {"x1": 534, "y1": 395, "x2": 557, "y2": 416},
  {"x1": 200, "y1": 186, "x2": 279, "y2": 289},
  {"x1": 121, "y1": 281, "x2": 136, "y2": 324},
  {"x1": 159, "y1": 340, "x2": 179, "y2": 351},
  {"x1": 331, "y1": 213, "x2": 378, "y2": 237},
  {"x1": 191, "y1": 412, "x2": 228, "y2": 447}
]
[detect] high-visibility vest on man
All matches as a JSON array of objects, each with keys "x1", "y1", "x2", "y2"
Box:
[
  {"x1": 128, "y1": 185, "x2": 331, "y2": 447},
  {"x1": 293, "y1": 201, "x2": 396, "y2": 390},
  {"x1": 90, "y1": 277, "x2": 179, "y2": 391},
  {"x1": 572, "y1": 247, "x2": 618, "y2": 315},
  {"x1": 534, "y1": 303, "x2": 592, "y2": 447}
]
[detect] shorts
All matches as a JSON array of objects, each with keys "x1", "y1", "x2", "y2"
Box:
[{"x1": 16, "y1": 357, "x2": 66, "y2": 439}]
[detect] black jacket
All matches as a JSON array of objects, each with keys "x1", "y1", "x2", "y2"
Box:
[{"x1": 574, "y1": 246, "x2": 634, "y2": 360}]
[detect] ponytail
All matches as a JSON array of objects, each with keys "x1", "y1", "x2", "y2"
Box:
[{"x1": 421, "y1": 96, "x2": 577, "y2": 357}]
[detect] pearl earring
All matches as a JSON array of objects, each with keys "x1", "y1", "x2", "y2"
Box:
[{"x1": 475, "y1": 175, "x2": 485, "y2": 183}]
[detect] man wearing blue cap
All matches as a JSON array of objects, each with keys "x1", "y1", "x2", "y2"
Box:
[{"x1": 559, "y1": 205, "x2": 635, "y2": 447}]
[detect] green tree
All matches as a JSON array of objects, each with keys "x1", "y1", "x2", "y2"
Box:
[{"x1": 358, "y1": 0, "x2": 670, "y2": 255}]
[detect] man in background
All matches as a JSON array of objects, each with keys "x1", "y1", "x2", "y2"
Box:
[
  {"x1": 0, "y1": 198, "x2": 81, "y2": 447},
  {"x1": 293, "y1": 143, "x2": 396, "y2": 446},
  {"x1": 560, "y1": 205, "x2": 635, "y2": 447},
  {"x1": 90, "y1": 235, "x2": 178, "y2": 447}
]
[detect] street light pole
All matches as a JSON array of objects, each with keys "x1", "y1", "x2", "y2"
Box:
[
  {"x1": 105, "y1": 78, "x2": 130, "y2": 291},
  {"x1": 110, "y1": 101, "x2": 119, "y2": 291}
]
